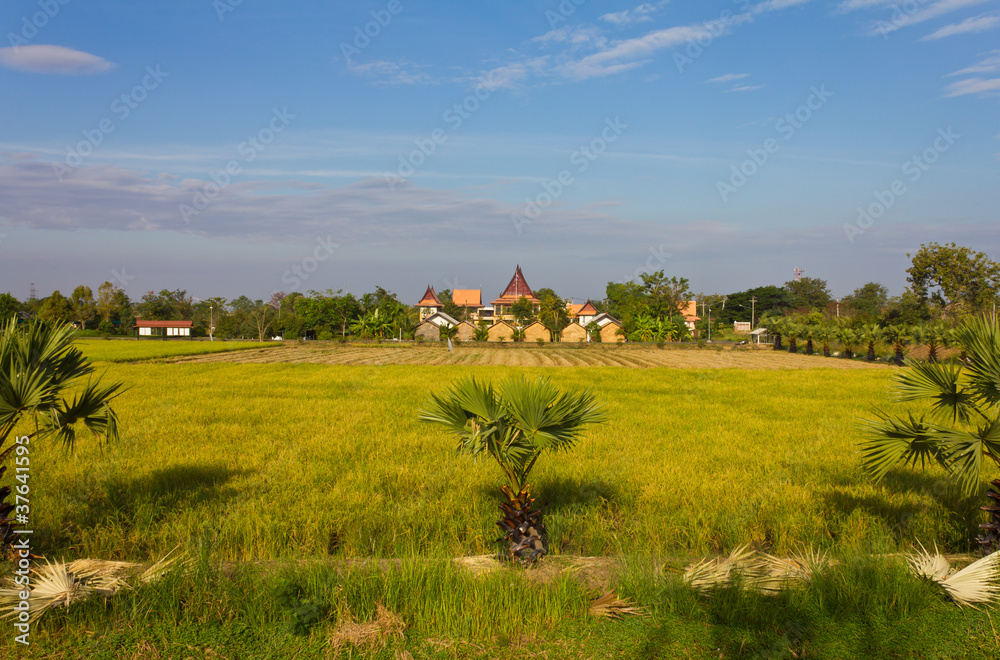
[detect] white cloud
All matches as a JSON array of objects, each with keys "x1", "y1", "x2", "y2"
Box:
[
  {"x1": 708, "y1": 73, "x2": 751, "y2": 83},
  {"x1": 600, "y1": 3, "x2": 664, "y2": 26},
  {"x1": 921, "y1": 12, "x2": 1000, "y2": 39},
  {"x1": 943, "y1": 76, "x2": 1000, "y2": 96},
  {"x1": 947, "y1": 50, "x2": 1000, "y2": 74},
  {"x1": 0, "y1": 45, "x2": 114, "y2": 75},
  {"x1": 344, "y1": 58, "x2": 434, "y2": 85},
  {"x1": 865, "y1": 0, "x2": 992, "y2": 36},
  {"x1": 724, "y1": 84, "x2": 764, "y2": 92}
]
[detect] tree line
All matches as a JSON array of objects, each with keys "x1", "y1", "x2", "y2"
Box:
[{"x1": 2, "y1": 242, "x2": 996, "y2": 343}]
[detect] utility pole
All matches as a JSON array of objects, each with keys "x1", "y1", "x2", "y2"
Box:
[{"x1": 751, "y1": 296, "x2": 757, "y2": 328}]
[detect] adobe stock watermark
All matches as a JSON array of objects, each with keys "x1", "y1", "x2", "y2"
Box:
[
  {"x1": 340, "y1": 0, "x2": 409, "y2": 63},
  {"x1": 623, "y1": 245, "x2": 673, "y2": 283},
  {"x1": 716, "y1": 85, "x2": 833, "y2": 202},
  {"x1": 179, "y1": 107, "x2": 295, "y2": 224},
  {"x1": 511, "y1": 117, "x2": 627, "y2": 235},
  {"x1": 111, "y1": 267, "x2": 135, "y2": 289},
  {"x1": 672, "y1": 9, "x2": 738, "y2": 73},
  {"x1": 384, "y1": 70, "x2": 507, "y2": 192},
  {"x1": 213, "y1": 0, "x2": 245, "y2": 21},
  {"x1": 280, "y1": 236, "x2": 340, "y2": 290},
  {"x1": 873, "y1": 0, "x2": 933, "y2": 39},
  {"x1": 843, "y1": 127, "x2": 959, "y2": 244},
  {"x1": 51, "y1": 65, "x2": 169, "y2": 182},
  {"x1": 6, "y1": 0, "x2": 72, "y2": 50},
  {"x1": 544, "y1": 0, "x2": 588, "y2": 29}
]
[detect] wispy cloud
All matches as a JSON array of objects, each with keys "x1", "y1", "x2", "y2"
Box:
[
  {"x1": 863, "y1": 0, "x2": 993, "y2": 36},
  {"x1": 947, "y1": 49, "x2": 1000, "y2": 74},
  {"x1": 600, "y1": 2, "x2": 667, "y2": 26},
  {"x1": 0, "y1": 45, "x2": 114, "y2": 75},
  {"x1": 921, "y1": 12, "x2": 1000, "y2": 39},
  {"x1": 943, "y1": 76, "x2": 1000, "y2": 96},
  {"x1": 707, "y1": 73, "x2": 751, "y2": 83},
  {"x1": 724, "y1": 84, "x2": 764, "y2": 92},
  {"x1": 344, "y1": 58, "x2": 434, "y2": 85},
  {"x1": 944, "y1": 50, "x2": 1000, "y2": 96}
]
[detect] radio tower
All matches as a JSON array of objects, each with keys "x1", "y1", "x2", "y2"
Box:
[
  {"x1": 793, "y1": 268, "x2": 806, "y2": 281},
  {"x1": 29, "y1": 282, "x2": 37, "y2": 300}
]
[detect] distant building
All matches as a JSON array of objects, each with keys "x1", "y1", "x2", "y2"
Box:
[
  {"x1": 523, "y1": 322, "x2": 550, "y2": 343},
  {"x1": 678, "y1": 301, "x2": 700, "y2": 331},
  {"x1": 452, "y1": 289, "x2": 485, "y2": 320},
  {"x1": 568, "y1": 300, "x2": 601, "y2": 327},
  {"x1": 560, "y1": 322, "x2": 587, "y2": 343},
  {"x1": 491, "y1": 265, "x2": 540, "y2": 322},
  {"x1": 733, "y1": 321, "x2": 751, "y2": 333},
  {"x1": 135, "y1": 320, "x2": 192, "y2": 338},
  {"x1": 599, "y1": 320, "x2": 625, "y2": 343},
  {"x1": 414, "y1": 311, "x2": 461, "y2": 341},
  {"x1": 416, "y1": 285, "x2": 444, "y2": 320},
  {"x1": 487, "y1": 321, "x2": 515, "y2": 342}
]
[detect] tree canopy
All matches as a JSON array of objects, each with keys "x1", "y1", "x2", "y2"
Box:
[{"x1": 907, "y1": 242, "x2": 1000, "y2": 316}]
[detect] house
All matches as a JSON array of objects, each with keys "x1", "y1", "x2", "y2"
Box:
[
  {"x1": 135, "y1": 320, "x2": 193, "y2": 338},
  {"x1": 568, "y1": 300, "x2": 601, "y2": 327},
  {"x1": 599, "y1": 321, "x2": 625, "y2": 343},
  {"x1": 455, "y1": 321, "x2": 476, "y2": 342},
  {"x1": 559, "y1": 322, "x2": 587, "y2": 343},
  {"x1": 414, "y1": 311, "x2": 461, "y2": 341},
  {"x1": 416, "y1": 285, "x2": 444, "y2": 320},
  {"x1": 678, "y1": 301, "x2": 700, "y2": 331},
  {"x1": 487, "y1": 321, "x2": 515, "y2": 342},
  {"x1": 452, "y1": 290, "x2": 485, "y2": 320},
  {"x1": 491, "y1": 265, "x2": 539, "y2": 321},
  {"x1": 523, "y1": 322, "x2": 550, "y2": 343}
]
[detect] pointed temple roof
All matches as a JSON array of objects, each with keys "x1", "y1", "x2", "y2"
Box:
[
  {"x1": 576, "y1": 300, "x2": 600, "y2": 317},
  {"x1": 492, "y1": 265, "x2": 538, "y2": 305},
  {"x1": 417, "y1": 284, "x2": 443, "y2": 307}
]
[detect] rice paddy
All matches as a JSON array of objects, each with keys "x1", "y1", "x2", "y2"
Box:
[{"x1": 6, "y1": 341, "x2": 997, "y2": 658}]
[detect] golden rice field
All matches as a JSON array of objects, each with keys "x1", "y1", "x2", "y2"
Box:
[
  {"x1": 26, "y1": 342, "x2": 983, "y2": 568},
  {"x1": 168, "y1": 341, "x2": 886, "y2": 369},
  {"x1": 74, "y1": 338, "x2": 277, "y2": 362}
]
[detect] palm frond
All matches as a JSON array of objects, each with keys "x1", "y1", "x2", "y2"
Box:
[
  {"x1": 956, "y1": 316, "x2": 1000, "y2": 408},
  {"x1": 907, "y1": 543, "x2": 1000, "y2": 607},
  {"x1": 858, "y1": 411, "x2": 949, "y2": 483},
  {"x1": 588, "y1": 591, "x2": 648, "y2": 619},
  {"x1": 894, "y1": 360, "x2": 975, "y2": 424},
  {"x1": 936, "y1": 419, "x2": 1000, "y2": 496}
]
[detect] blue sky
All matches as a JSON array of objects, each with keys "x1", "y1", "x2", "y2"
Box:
[{"x1": 0, "y1": 0, "x2": 997, "y2": 305}]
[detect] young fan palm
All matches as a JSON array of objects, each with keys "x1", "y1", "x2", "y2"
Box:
[
  {"x1": 859, "y1": 316, "x2": 1000, "y2": 554},
  {"x1": 884, "y1": 324, "x2": 912, "y2": 366},
  {"x1": 438, "y1": 323, "x2": 459, "y2": 342},
  {"x1": 473, "y1": 322, "x2": 490, "y2": 342},
  {"x1": 859, "y1": 324, "x2": 884, "y2": 362},
  {"x1": 836, "y1": 326, "x2": 858, "y2": 359},
  {"x1": 419, "y1": 375, "x2": 606, "y2": 563},
  {"x1": 0, "y1": 318, "x2": 125, "y2": 557},
  {"x1": 816, "y1": 324, "x2": 835, "y2": 358}
]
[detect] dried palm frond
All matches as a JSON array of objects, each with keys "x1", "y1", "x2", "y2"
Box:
[
  {"x1": 906, "y1": 543, "x2": 1000, "y2": 607},
  {"x1": 328, "y1": 603, "x2": 406, "y2": 658},
  {"x1": 683, "y1": 545, "x2": 761, "y2": 592},
  {"x1": 0, "y1": 560, "x2": 93, "y2": 622},
  {"x1": 139, "y1": 546, "x2": 190, "y2": 583},
  {"x1": 939, "y1": 552, "x2": 1000, "y2": 608},
  {"x1": 907, "y1": 542, "x2": 952, "y2": 581},
  {"x1": 588, "y1": 591, "x2": 648, "y2": 619}
]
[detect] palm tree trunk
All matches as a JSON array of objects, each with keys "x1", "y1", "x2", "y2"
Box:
[
  {"x1": 788, "y1": 338, "x2": 797, "y2": 354},
  {"x1": 823, "y1": 341, "x2": 830, "y2": 358},
  {"x1": 867, "y1": 342, "x2": 876, "y2": 362}
]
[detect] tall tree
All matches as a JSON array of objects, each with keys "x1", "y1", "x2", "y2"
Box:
[
  {"x1": 535, "y1": 288, "x2": 569, "y2": 339},
  {"x1": 39, "y1": 290, "x2": 72, "y2": 324},
  {"x1": 0, "y1": 293, "x2": 19, "y2": 324},
  {"x1": 907, "y1": 242, "x2": 1000, "y2": 317},
  {"x1": 784, "y1": 276, "x2": 831, "y2": 311},
  {"x1": 510, "y1": 296, "x2": 536, "y2": 327},
  {"x1": 641, "y1": 270, "x2": 691, "y2": 319},
  {"x1": 842, "y1": 282, "x2": 888, "y2": 319},
  {"x1": 70, "y1": 285, "x2": 97, "y2": 330}
]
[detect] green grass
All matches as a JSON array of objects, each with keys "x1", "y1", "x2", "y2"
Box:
[
  {"x1": 73, "y1": 339, "x2": 277, "y2": 363},
  {"x1": 10, "y1": 556, "x2": 998, "y2": 659}
]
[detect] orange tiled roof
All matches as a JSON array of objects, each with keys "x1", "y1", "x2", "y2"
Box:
[{"x1": 452, "y1": 289, "x2": 482, "y2": 307}]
